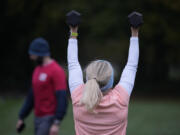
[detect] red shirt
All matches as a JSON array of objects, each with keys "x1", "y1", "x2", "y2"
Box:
[{"x1": 32, "y1": 60, "x2": 67, "y2": 117}]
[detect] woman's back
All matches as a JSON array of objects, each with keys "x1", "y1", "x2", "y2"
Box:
[
  {"x1": 71, "y1": 84, "x2": 129, "y2": 135},
  {"x1": 67, "y1": 26, "x2": 140, "y2": 135}
]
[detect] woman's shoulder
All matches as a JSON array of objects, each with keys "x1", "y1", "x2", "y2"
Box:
[
  {"x1": 71, "y1": 84, "x2": 84, "y2": 104},
  {"x1": 111, "y1": 84, "x2": 130, "y2": 105}
]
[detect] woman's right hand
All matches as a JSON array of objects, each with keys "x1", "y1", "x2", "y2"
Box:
[{"x1": 131, "y1": 27, "x2": 139, "y2": 37}]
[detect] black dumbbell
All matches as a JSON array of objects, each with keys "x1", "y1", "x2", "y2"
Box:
[
  {"x1": 128, "y1": 11, "x2": 143, "y2": 28},
  {"x1": 66, "y1": 10, "x2": 81, "y2": 27}
]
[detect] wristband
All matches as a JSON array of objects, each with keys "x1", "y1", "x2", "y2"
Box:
[{"x1": 70, "y1": 32, "x2": 78, "y2": 37}]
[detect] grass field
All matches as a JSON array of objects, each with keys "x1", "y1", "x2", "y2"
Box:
[{"x1": 0, "y1": 98, "x2": 180, "y2": 135}]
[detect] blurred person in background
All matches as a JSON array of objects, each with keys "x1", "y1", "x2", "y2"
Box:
[
  {"x1": 67, "y1": 24, "x2": 140, "y2": 135},
  {"x1": 16, "y1": 37, "x2": 68, "y2": 135}
]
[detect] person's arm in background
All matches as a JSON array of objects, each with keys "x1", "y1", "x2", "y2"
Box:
[
  {"x1": 49, "y1": 67, "x2": 68, "y2": 135},
  {"x1": 68, "y1": 26, "x2": 84, "y2": 93},
  {"x1": 118, "y1": 27, "x2": 139, "y2": 95},
  {"x1": 16, "y1": 88, "x2": 34, "y2": 131}
]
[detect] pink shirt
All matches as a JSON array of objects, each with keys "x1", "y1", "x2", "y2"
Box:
[
  {"x1": 71, "y1": 84, "x2": 130, "y2": 135},
  {"x1": 68, "y1": 38, "x2": 139, "y2": 135}
]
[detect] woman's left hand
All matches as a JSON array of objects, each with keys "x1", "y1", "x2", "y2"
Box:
[{"x1": 69, "y1": 26, "x2": 78, "y2": 33}]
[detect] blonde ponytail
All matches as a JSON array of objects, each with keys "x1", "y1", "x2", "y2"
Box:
[
  {"x1": 80, "y1": 78, "x2": 102, "y2": 112},
  {"x1": 80, "y1": 60, "x2": 113, "y2": 112}
]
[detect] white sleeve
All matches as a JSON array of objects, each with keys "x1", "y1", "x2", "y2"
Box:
[
  {"x1": 67, "y1": 38, "x2": 84, "y2": 93},
  {"x1": 118, "y1": 37, "x2": 139, "y2": 95}
]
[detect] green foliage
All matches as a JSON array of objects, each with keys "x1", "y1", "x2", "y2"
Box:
[{"x1": 1, "y1": 0, "x2": 180, "y2": 90}]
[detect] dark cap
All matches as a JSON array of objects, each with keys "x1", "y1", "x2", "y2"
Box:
[{"x1": 28, "y1": 37, "x2": 50, "y2": 56}]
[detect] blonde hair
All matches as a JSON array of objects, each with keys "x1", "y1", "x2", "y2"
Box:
[{"x1": 80, "y1": 60, "x2": 113, "y2": 112}]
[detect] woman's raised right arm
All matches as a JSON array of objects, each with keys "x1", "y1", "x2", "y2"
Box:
[
  {"x1": 68, "y1": 27, "x2": 84, "y2": 93},
  {"x1": 118, "y1": 28, "x2": 139, "y2": 96}
]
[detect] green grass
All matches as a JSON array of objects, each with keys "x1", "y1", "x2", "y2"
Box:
[{"x1": 0, "y1": 98, "x2": 180, "y2": 135}]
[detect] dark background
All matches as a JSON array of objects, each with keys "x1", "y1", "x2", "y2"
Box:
[{"x1": 1, "y1": 0, "x2": 180, "y2": 98}]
